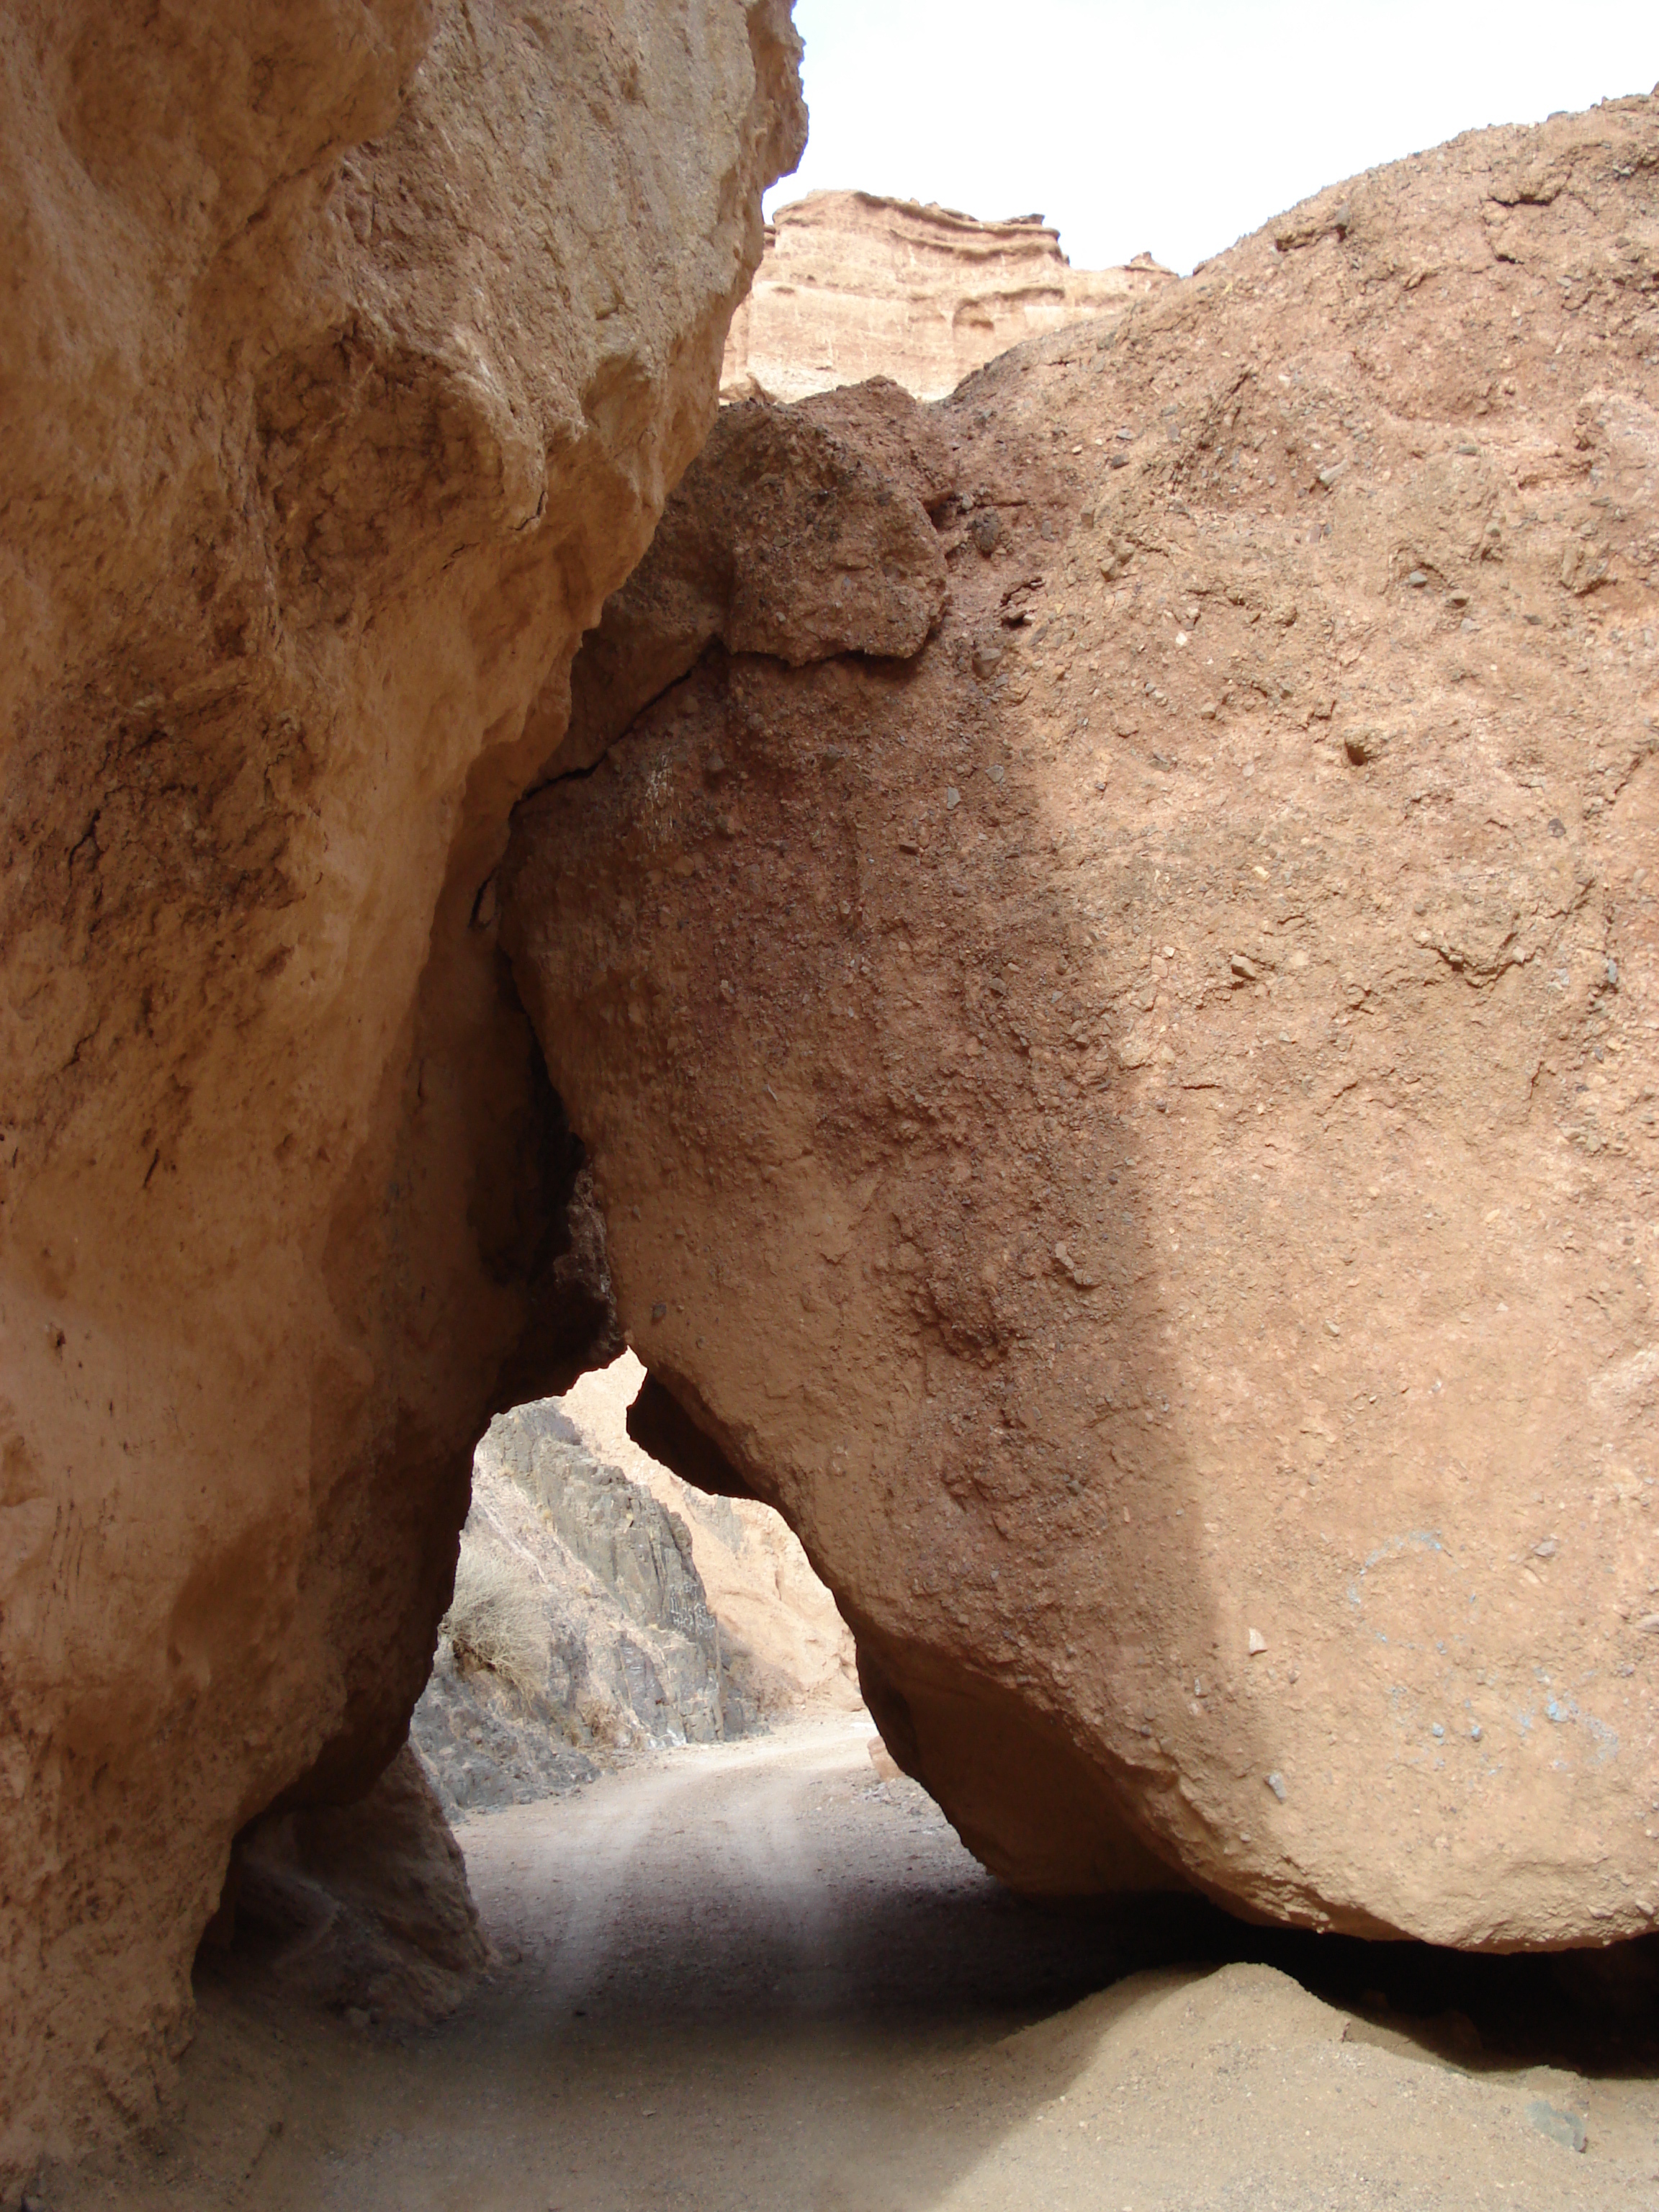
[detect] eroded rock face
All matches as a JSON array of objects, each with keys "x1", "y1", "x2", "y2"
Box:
[
  {"x1": 230, "y1": 1745, "x2": 488, "y2": 2028},
  {"x1": 557, "y1": 379, "x2": 955, "y2": 774},
  {"x1": 720, "y1": 189, "x2": 1174, "y2": 404},
  {"x1": 505, "y1": 94, "x2": 1659, "y2": 1948},
  {"x1": 0, "y1": 0, "x2": 801, "y2": 2183}
]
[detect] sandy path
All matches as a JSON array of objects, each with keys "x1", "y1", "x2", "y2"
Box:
[{"x1": 55, "y1": 1717, "x2": 1659, "y2": 2211}]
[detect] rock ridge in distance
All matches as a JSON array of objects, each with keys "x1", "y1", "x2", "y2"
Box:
[{"x1": 721, "y1": 188, "x2": 1176, "y2": 404}]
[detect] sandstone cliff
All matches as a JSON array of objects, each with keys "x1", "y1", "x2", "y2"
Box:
[
  {"x1": 721, "y1": 189, "x2": 1174, "y2": 403},
  {"x1": 0, "y1": 0, "x2": 802, "y2": 2187},
  {"x1": 505, "y1": 92, "x2": 1659, "y2": 1949}
]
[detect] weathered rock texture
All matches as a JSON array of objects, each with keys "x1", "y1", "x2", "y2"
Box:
[
  {"x1": 721, "y1": 189, "x2": 1174, "y2": 404},
  {"x1": 0, "y1": 0, "x2": 801, "y2": 2186},
  {"x1": 556, "y1": 377, "x2": 953, "y2": 776},
  {"x1": 228, "y1": 1745, "x2": 488, "y2": 2027},
  {"x1": 506, "y1": 94, "x2": 1659, "y2": 1949}
]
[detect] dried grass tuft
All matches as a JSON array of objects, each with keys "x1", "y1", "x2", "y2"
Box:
[{"x1": 442, "y1": 1536, "x2": 548, "y2": 1699}]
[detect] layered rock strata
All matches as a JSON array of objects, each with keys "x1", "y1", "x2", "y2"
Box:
[
  {"x1": 505, "y1": 93, "x2": 1659, "y2": 1948},
  {"x1": 720, "y1": 189, "x2": 1174, "y2": 403},
  {"x1": 0, "y1": 0, "x2": 802, "y2": 2185}
]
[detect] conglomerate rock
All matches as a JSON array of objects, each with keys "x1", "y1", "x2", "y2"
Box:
[
  {"x1": 0, "y1": 0, "x2": 801, "y2": 2185},
  {"x1": 505, "y1": 92, "x2": 1659, "y2": 1948},
  {"x1": 721, "y1": 189, "x2": 1174, "y2": 403}
]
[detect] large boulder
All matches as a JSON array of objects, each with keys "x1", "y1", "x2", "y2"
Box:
[
  {"x1": 0, "y1": 0, "x2": 802, "y2": 2186},
  {"x1": 413, "y1": 1398, "x2": 749, "y2": 1820},
  {"x1": 504, "y1": 92, "x2": 1659, "y2": 1948}
]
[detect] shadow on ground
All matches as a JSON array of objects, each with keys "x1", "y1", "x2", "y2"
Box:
[{"x1": 50, "y1": 1721, "x2": 1659, "y2": 2212}]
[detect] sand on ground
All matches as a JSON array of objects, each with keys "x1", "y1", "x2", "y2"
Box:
[{"x1": 53, "y1": 1718, "x2": 1659, "y2": 2211}]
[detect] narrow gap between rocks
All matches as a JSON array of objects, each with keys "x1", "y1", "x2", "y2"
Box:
[{"x1": 94, "y1": 1361, "x2": 1659, "y2": 2209}]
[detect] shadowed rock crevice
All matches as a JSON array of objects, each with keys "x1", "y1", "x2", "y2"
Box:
[
  {"x1": 205, "y1": 1747, "x2": 489, "y2": 2031},
  {"x1": 627, "y1": 1369, "x2": 763, "y2": 1502}
]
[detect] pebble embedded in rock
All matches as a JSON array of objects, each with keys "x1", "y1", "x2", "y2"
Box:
[
  {"x1": 1248, "y1": 1629, "x2": 1267, "y2": 1656},
  {"x1": 1526, "y1": 2100, "x2": 1587, "y2": 2154}
]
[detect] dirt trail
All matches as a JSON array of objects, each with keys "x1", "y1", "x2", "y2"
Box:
[{"x1": 56, "y1": 1719, "x2": 1659, "y2": 2211}]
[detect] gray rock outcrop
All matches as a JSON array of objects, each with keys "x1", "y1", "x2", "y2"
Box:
[
  {"x1": 413, "y1": 1403, "x2": 750, "y2": 1817},
  {"x1": 0, "y1": 0, "x2": 803, "y2": 2185}
]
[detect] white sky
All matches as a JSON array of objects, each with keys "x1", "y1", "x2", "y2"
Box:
[{"x1": 768, "y1": 1, "x2": 1658, "y2": 276}]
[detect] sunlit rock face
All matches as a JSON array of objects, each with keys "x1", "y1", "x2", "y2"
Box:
[
  {"x1": 0, "y1": 0, "x2": 802, "y2": 2185},
  {"x1": 721, "y1": 188, "x2": 1174, "y2": 404},
  {"x1": 507, "y1": 92, "x2": 1659, "y2": 1951}
]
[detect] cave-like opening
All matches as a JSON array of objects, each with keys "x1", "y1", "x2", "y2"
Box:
[{"x1": 109, "y1": 1344, "x2": 1659, "y2": 2211}]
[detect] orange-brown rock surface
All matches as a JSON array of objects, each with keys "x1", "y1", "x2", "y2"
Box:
[
  {"x1": 721, "y1": 189, "x2": 1174, "y2": 404},
  {"x1": 0, "y1": 0, "x2": 801, "y2": 2187},
  {"x1": 506, "y1": 93, "x2": 1659, "y2": 1949}
]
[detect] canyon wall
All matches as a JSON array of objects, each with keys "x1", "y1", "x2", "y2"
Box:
[
  {"x1": 506, "y1": 93, "x2": 1659, "y2": 1948},
  {"x1": 0, "y1": 0, "x2": 802, "y2": 2186},
  {"x1": 565, "y1": 1352, "x2": 863, "y2": 1717},
  {"x1": 721, "y1": 189, "x2": 1174, "y2": 403}
]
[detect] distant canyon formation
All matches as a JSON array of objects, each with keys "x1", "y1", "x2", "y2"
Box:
[{"x1": 721, "y1": 189, "x2": 1173, "y2": 403}]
